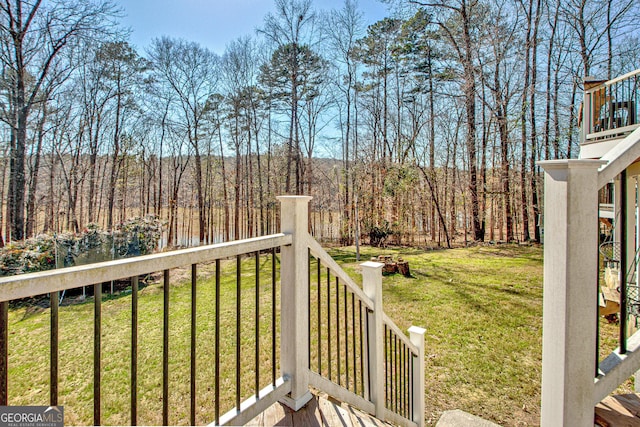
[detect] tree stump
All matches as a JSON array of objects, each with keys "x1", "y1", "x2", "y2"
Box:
[
  {"x1": 382, "y1": 262, "x2": 398, "y2": 274},
  {"x1": 377, "y1": 255, "x2": 393, "y2": 263},
  {"x1": 397, "y1": 259, "x2": 410, "y2": 277}
]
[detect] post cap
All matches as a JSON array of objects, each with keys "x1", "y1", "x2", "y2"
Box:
[
  {"x1": 537, "y1": 159, "x2": 607, "y2": 171},
  {"x1": 277, "y1": 195, "x2": 313, "y2": 202},
  {"x1": 408, "y1": 326, "x2": 426, "y2": 336},
  {"x1": 360, "y1": 261, "x2": 384, "y2": 269}
]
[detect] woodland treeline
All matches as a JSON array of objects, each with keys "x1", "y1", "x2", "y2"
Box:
[{"x1": 1, "y1": 0, "x2": 639, "y2": 249}]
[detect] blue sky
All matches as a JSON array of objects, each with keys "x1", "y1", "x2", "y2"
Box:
[{"x1": 115, "y1": 0, "x2": 390, "y2": 54}]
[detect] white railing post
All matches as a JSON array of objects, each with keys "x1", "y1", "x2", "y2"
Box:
[
  {"x1": 278, "y1": 195, "x2": 313, "y2": 410},
  {"x1": 361, "y1": 261, "x2": 385, "y2": 418},
  {"x1": 409, "y1": 326, "x2": 426, "y2": 427},
  {"x1": 538, "y1": 160, "x2": 605, "y2": 426},
  {"x1": 635, "y1": 175, "x2": 640, "y2": 393}
]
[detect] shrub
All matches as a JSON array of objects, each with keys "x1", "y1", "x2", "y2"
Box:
[
  {"x1": 0, "y1": 216, "x2": 164, "y2": 276},
  {"x1": 0, "y1": 235, "x2": 57, "y2": 276},
  {"x1": 368, "y1": 221, "x2": 393, "y2": 247}
]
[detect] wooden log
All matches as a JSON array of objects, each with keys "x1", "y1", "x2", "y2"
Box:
[
  {"x1": 397, "y1": 261, "x2": 410, "y2": 277},
  {"x1": 382, "y1": 263, "x2": 397, "y2": 275}
]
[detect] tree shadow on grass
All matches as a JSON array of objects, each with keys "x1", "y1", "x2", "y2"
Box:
[{"x1": 11, "y1": 279, "x2": 155, "y2": 322}]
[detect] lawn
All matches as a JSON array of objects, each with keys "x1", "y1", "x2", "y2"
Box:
[
  {"x1": 6, "y1": 255, "x2": 282, "y2": 425},
  {"x1": 331, "y1": 244, "x2": 544, "y2": 426},
  {"x1": 4, "y1": 243, "x2": 625, "y2": 426}
]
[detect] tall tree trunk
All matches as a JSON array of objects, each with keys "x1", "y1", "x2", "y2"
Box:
[
  {"x1": 461, "y1": 3, "x2": 481, "y2": 241},
  {"x1": 552, "y1": 43, "x2": 562, "y2": 158},
  {"x1": 428, "y1": 50, "x2": 437, "y2": 243},
  {"x1": 87, "y1": 113, "x2": 102, "y2": 224},
  {"x1": 0, "y1": 147, "x2": 7, "y2": 246},
  {"x1": 480, "y1": 82, "x2": 488, "y2": 240},
  {"x1": 286, "y1": 42, "x2": 299, "y2": 194},
  {"x1": 156, "y1": 108, "x2": 167, "y2": 217},
  {"x1": 520, "y1": 0, "x2": 533, "y2": 242},
  {"x1": 530, "y1": 0, "x2": 542, "y2": 243},
  {"x1": 266, "y1": 94, "x2": 273, "y2": 234},
  {"x1": 5, "y1": 118, "x2": 16, "y2": 241},
  {"x1": 193, "y1": 147, "x2": 205, "y2": 243},
  {"x1": 44, "y1": 152, "x2": 55, "y2": 233},
  {"x1": 449, "y1": 141, "x2": 457, "y2": 238},
  {"x1": 251, "y1": 101, "x2": 265, "y2": 236},
  {"x1": 25, "y1": 104, "x2": 47, "y2": 237},
  {"x1": 342, "y1": 82, "x2": 352, "y2": 245},
  {"x1": 10, "y1": 106, "x2": 28, "y2": 240},
  {"x1": 495, "y1": 58, "x2": 514, "y2": 242},
  {"x1": 567, "y1": 80, "x2": 578, "y2": 159},
  {"x1": 218, "y1": 120, "x2": 230, "y2": 241},
  {"x1": 234, "y1": 113, "x2": 241, "y2": 241},
  {"x1": 107, "y1": 89, "x2": 122, "y2": 231},
  {"x1": 247, "y1": 125, "x2": 255, "y2": 238},
  {"x1": 543, "y1": 1, "x2": 558, "y2": 160}
]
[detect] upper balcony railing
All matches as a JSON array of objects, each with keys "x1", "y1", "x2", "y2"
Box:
[
  {"x1": 582, "y1": 69, "x2": 640, "y2": 147},
  {"x1": 0, "y1": 196, "x2": 425, "y2": 427}
]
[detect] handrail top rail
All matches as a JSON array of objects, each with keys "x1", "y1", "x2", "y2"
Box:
[
  {"x1": 585, "y1": 68, "x2": 640, "y2": 94},
  {"x1": 383, "y1": 312, "x2": 420, "y2": 355},
  {"x1": 597, "y1": 126, "x2": 640, "y2": 188},
  {"x1": 585, "y1": 124, "x2": 640, "y2": 142},
  {"x1": 307, "y1": 237, "x2": 375, "y2": 311},
  {"x1": 0, "y1": 233, "x2": 292, "y2": 303}
]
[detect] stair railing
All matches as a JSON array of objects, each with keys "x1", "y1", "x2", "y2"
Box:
[
  {"x1": 0, "y1": 196, "x2": 425, "y2": 427},
  {"x1": 279, "y1": 196, "x2": 426, "y2": 427}
]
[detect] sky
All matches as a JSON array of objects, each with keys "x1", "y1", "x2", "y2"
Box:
[{"x1": 115, "y1": 0, "x2": 391, "y2": 55}]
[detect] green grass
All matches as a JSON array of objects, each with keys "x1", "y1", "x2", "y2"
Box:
[
  {"x1": 331, "y1": 245, "x2": 544, "y2": 426},
  {"x1": 6, "y1": 255, "x2": 281, "y2": 426},
  {"x1": 4, "y1": 243, "x2": 626, "y2": 426}
]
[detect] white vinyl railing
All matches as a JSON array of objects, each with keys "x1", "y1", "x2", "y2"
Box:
[
  {"x1": 0, "y1": 234, "x2": 292, "y2": 303},
  {"x1": 0, "y1": 196, "x2": 425, "y2": 427},
  {"x1": 539, "y1": 124, "x2": 640, "y2": 426},
  {"x1": 308, "y1": 236, "x2": 424, "y2": 427}
]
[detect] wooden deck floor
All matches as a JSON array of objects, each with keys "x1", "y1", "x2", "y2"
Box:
[
  {"x1": 246, "y1": 392, "x2": 393, "y2": 426},
  {"x1": 596, "y1": 393, "x2": 640, "y2": 426}
]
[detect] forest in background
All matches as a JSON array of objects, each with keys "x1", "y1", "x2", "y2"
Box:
[{"x1": 1, "y1": 0, "x2": 639, "y2": 250}]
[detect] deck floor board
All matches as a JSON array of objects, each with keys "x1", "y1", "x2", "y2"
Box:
[
  {"x1": 246, "y1": 392, "x2": 393, "y2": 426},
  {"x1": 596, "y1": 393, "x2": 640, "y2": 426}
]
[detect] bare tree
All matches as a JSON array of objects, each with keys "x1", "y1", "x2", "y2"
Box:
[
  {"x1": 409, "y1": 0, "x2": 485, "y2": 241},
  {"x1": 479, "y1": 0, "x2": 521, "y2": 242},
  {"x1": 148, "y1": 37, "x2": 219, "y2": 244},
  {"x1": 328, "y1": 0, "x2": 365, "y2": 247},
  {"x1": 222, "y1": 37, "x2": 255, "y2": 240},
  {"x1": 560, "y1": 0, "x2": 635, "y2": 77},
  {"x1": 93, "y1": 41, "x2": 146, "y2": 230},
  {"x1": 260, "y1": 0, "x2": 316, "y2": 194},
  {"x1": 0, "y1": 0, "x2": 118, "y2": 240}
]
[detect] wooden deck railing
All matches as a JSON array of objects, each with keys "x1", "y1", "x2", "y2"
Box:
[{"x1": 0, "y1": 196, "x2": 425, "y2": 426}]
